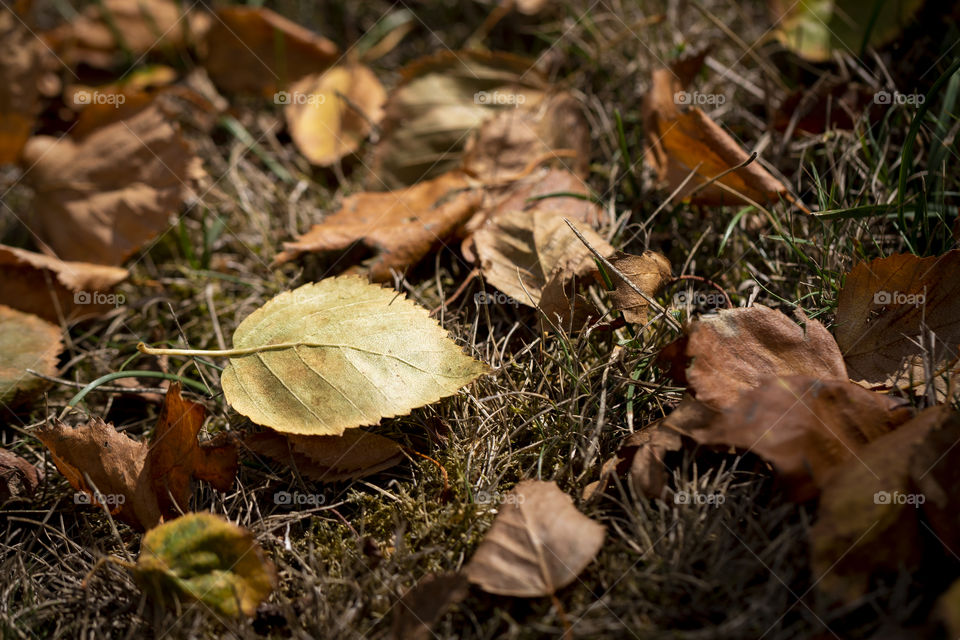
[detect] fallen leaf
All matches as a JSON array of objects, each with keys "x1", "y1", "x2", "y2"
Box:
[
  {"x1": 583, "y1": 422, "x2": 683, "y2": 502},
  {"x1": 0, "y1": 305, "x2": 61, "y2": 408},
  {"x1": 462, "y1": 92, "x2": 590, "y2": 181},
  {"x1": 773, "y1": 81, "x2": 878, "y2": 134},
  {"x1": 371, "y1": 50, "x2": 547, "y2": 189},
  {"x1": 538, "y1": 267, "x2": 600, "y2": 330},
  {"x1": 907, "y1": 406, "x2": 960, "y2": 555},
  {"x1": 0, "y1": 447, "x2": 42, "y2": 500},
  {"x1": 35, "y1": 384, "x2": 238, "y2": 530},
  {"x1": 643, "y1": 65, "x2": 786, "y2": 205},
  {"x1": 810, "y1": 405, "x2": 959, "y2": 602},
  {"x1": 473, "y1": 208, "x2": 613, "y2": 307},
  {"x1": 133, "y1": 512, "x2": 276, "y2": 617},
  {"x1": 464, "y1": 480, "x2": 604, "y2": 597},
  {"x1": 835, "y1": 251, "x2": 960, "y2": 386},
  {"x1": 606, "y1": 250, "x2": 672, "y2": 324},
  {"x1": 675, "y1": 305, "x2": 848, "y2": 410},
  {"x1": 245, "y1": 428, "x2": 404, "y2": 482},
  {"x1": 285, "y1": 64, "x2": 386, "y2": 166},
  {"x1": 201, "y1": 6, "x2": 338, "y2": 95},
  {"x1": 691, "y1": 376, "x2": 914, "y2": 501},
  {"x1": 0, "y1": 12, "x2": 47, "y2": 163},
  {"x1": 275, "y1": 171, "x2": 482, "y2": 281},
  {"x1": 196, "y1": 276, "x2": 489, "y2": 436},
  {"x1": 936, "y1": 578, "x2": 960, "y2": 639},
  {"x1": 0, "y1": 244, "x2": 128, "y2": 323},
  {"x1": 20, "y1": 100, "x2": 204, "y2": 265},
  {"x1": 390, "y1": 573, "x2": 469, "y2": 640}
]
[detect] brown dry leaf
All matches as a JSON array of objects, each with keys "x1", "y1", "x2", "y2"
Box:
[
  {"x1": 0, "y1": 447, "x2": 42, "y2": 501},
  {"x1": 464, "y1": 480, "x2": 604, "y2": 597},
  {"x1": 20, "y1": 100, "x2": 203, "y2": 266},
  {"x1": 643, "y1": 66, "x2": 786, "y2": 205},
  {"x1": 245, "y1": 428, "x2": 403, "y2": 482},
  {"x1": 201, "y1": 6, "x2": 338, "y2": 95},
  {"x1": 473, "y1": 208, "x2": 613, "y2": 307},
  {"x1": 0, "y1": 244, "x2": 128, "y2": 323},
  {"x1": 538, "y1": 267, "x2": 600, "y2": 330},
  {"x1": 907, "y1": 406, "x2": 960, "y2": 555},
  {"x1": 0, "y1": 304, "x2": 61, "y2": 409},
  {"x1": 0, "y1": 12, "x2": 47, "y2": 164},
  {"x1": 372, "y1": 50, "x2": 547, "y2": 189},
  {"x1": 691, "y1": 376, "x2": 913, "y2": 501},
  {"x1": 462, "y1": 92, "x2": 590, "y2": 181},
  {"x1": 390, "y1": 573, "x2": 469, "y2": 640},
  {"x1": 285, "y1": 64, "x2": 386, "y2": 166},
  {"x1": 835, "y1": 251, "x2": 960, "y2": 386},
  {"x1": 42, "y1": 0, "x2": 208, "y2": 70},
  {"x1": 275, "y1": 171, "x2": 482, "y2": 281},
  {"x1": 676, "y1": 305, "x2": 848, "y2": 410},
  {"x1": 607, "y1": 250, "x2": 672, "y2": 323},
  {"x1": 810, "y1": 405, "x2": 960, "y2": 602},
  {"x1": 35, "y1": 384, "x2": 237, "y2": 530},
  {"x1": 583, "y1": 421, "x2": 683, "y2": 502}
]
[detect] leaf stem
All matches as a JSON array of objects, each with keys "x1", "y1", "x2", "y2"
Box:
[{"x1": 137, "y1": 341, "x2": 325, "y2": 358}]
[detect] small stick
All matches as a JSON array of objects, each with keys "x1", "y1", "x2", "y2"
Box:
[{"x1": 430, "y1": 268, "x2": 481, "y2": 316}]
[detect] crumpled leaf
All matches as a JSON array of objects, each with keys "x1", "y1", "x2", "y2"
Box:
[
  {"x1": 583, "y1": 421, "x2": 683, "y2": 502},
  {"x1": 371, "y1": 50, "x2": 547, "y2": 189},
  {"x1": 390, "y1": 573, "x2": 469, "y2": 640},
  {"x1": 643, "y1": 63, "x2": 786, "y2": 205},
  {"x1": 20, "y1": 100, "x2": 203, "y2": 266},
  {"x1": 201, "y1": 6, "x2": 338, "y2": 95},
  {"x1": 285, "y1": 64, "x2": 386, "y2": 166},
  {"x1": 690, "y1": 376, "x2": 914, "y2": 501},
  {"x1": 607, "y1": 250, "x2": 672, "y2": 324},
  {"x1": 133, "y1": 512, "x2": 276, "y2": 617},
  {"x1": 673, "y1": 305, "x2": 848, "y2": 410},
  {"x1": 462, "y1": 92, "x2": 590, "y2": 181},
  {"x1": 35, "y1": 384, "x2": 238, "y2": 530},
  {"x1": 473, "y1": 208, "x2": 613, "y2": 307},
  {"x1": 275, "y1": 171, "x2": 482, "y2": 281},
  {"x1": 464, "y1": 480, "x2": 604, "y2": 597},
  {"x1": 245, "y1": 428, "x2": 403, "y2": 482},
  {"x1": 538, "y1": 268, "x2": 600, "y2": 331},
  {"x1": 0, "y1": 244, "x2": 128, "y2": 323},
  {"x1": 810, "y1": 405, "x2": 960, "y2": 602},
  {"x1": 212, "y1": 276, "x2": 488, "y2": 436},
  {"x1": 0, "y1": 446, "x2": 43, "y2": 500},
  {"x1": 0, "y1": 305, "x2": 61, "y2": 408},
  {"x1": 0, "y1": 11, "x2": 47, "y2": 164},
  {"x1": 835, "y1": 250, "x2": 960, "y2": 387}
]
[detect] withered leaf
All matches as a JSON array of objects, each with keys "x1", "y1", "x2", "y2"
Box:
[
  {"x1": 35, "y1": 384, "x2": 237, "y2": 530},
  {"x1": 390, "y1": 573, "x2": 469, "y2": 640},
  {"x1": 21, "y1": 100, "x2": 203, "y2": 266},
  {"x1": 245, "y1": 428, "x2": 403, "y2": 483},
  {"x1": 538, "y1": 267, "x2": 600, "y2": 331},
  {"x1": 677, "y1": 305, "x2": 848, "y2": 410},
  {"x1": 607, "y1": 250, "x2": 672, "y2": 324},
  {"x1": 0, "y1": 304, "x2": 62, "y2": 408},
  {"x1": 583, "y1": 421, "x2": 683, "y2": 502},
  {"x1": 464, "y1": 480, "x2": 604, "y2": 597},
  {"x1": 0, "y1": 12, "x2": 47, "y2": 164},
  {"x1": 201, "y1": 6, "x2": 338, "y2": 95},
  {"x1": 0, "y1": 446, "x2": 42, "y2": 500},
  {"x1": 275, "y1": 171, "x2": 482, "y2": 281},
  {"x1": 0, "y1": 244, "x2": 128, "y2": 323},
  {"x1": 835, "y1": 251, "x2": 960, "y2": 386}
]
